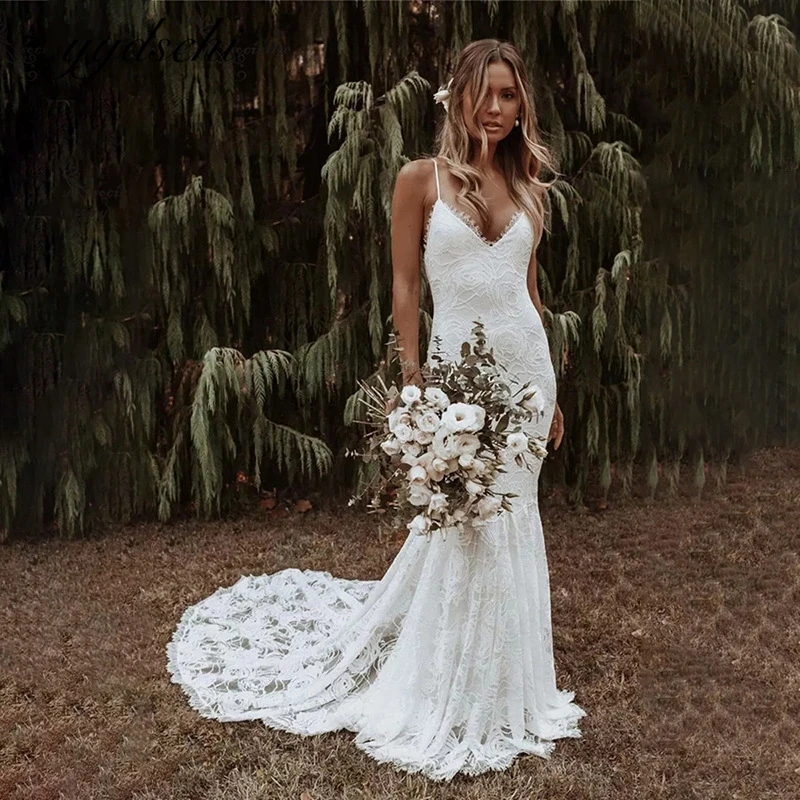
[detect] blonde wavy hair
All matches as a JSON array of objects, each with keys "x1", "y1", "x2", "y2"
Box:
[{"x1": 432, "y1": 39, "x2": 558, "y2": 248}]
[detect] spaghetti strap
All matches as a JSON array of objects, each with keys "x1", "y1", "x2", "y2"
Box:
[{"x1": 432, "y1": 158, "x2": 441, "y2": 200}]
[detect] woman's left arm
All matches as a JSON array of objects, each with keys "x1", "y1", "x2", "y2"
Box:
[{"x1": 526, "y1": 248, "x2": 564, "y2": 449}]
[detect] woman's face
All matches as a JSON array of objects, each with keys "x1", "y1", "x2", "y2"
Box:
[{"x1": 461, "y1": 60, "x2": 521, "y2": 142}]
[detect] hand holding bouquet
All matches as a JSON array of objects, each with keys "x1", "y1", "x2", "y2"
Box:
[{"x1": 348, "y1": 322, "x2": 547, "y2": 539}]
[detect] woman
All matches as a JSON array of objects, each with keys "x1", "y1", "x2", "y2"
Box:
[{"x1": 167, "y1": 39, "x2": 586, "y2": 782}]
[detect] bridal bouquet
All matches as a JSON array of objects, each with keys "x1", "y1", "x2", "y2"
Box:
[{"x1": 347, "y1": 322, "x2": 548, "y2": 539}]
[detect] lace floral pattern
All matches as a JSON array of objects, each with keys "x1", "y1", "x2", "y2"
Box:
[
  {"x1": 166, "y1": 159, "x2": 586, "y2": 782},
  {"x1": 423, "y1": 198, "x2": 524, "y2": 251}
]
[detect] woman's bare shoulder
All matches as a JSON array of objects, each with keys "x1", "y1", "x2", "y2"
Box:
[{"x1": 394, "y1": 157, "x2": 437, "y2": 197}]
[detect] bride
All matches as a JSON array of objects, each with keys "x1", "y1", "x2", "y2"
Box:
[{"x1": 167, "y1": 38, "x2": 586, "y2": 782}]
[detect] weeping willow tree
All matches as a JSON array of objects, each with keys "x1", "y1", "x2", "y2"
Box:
[{"x1": 0, "y1": 0, "x2": 797, "y2": 538}]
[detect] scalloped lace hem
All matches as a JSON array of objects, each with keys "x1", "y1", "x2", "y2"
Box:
[{"x1": 168, "y1": 631, "x2": 585, "y2": 782}]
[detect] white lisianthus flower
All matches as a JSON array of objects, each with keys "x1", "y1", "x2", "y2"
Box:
[
  {"x1": 401, "y1": 385, "x2": 422, "y2": 405},
  {"x1": 454, "y1": 433, "x2": 480, "y2": 455},
  {"x1": 424, "y1": 387, "x2": 450, "y2": 410},
  {"x1": 521, "y1": 386, "x2": 545, "y2": 415},
  {"x1": 440, "y1": 402, "x2": 479, "y2": 433},
  {"x1": 408, "y1": 483, "x2": 433, "y2": 507},
  {"x1": 437, "y1": 416, "x2": 455, "y2": 435},
  {"x1": 380, "y1": 437, "x2": 401, "y2": 456},
  {"x1": 414, "y1": 428, "x2": 434, "y2": 445},
  {"x1": 408, "y1": 465, "x2": 428, "y2": 483},
  {"x1": 506, "y1": 431, "x2": 529, "y2": 454},
  {"x1": 432, "y1": 428, "x2": 458, "y2": 460},
  {"x1": 407, "y1": 514, "x2": 429, "y2": 535},
  {"x1": 458, "y1": 452, "x2": 474, "y2": 468},
  {"x1": 465, "y1": 479, "x2": 484, "y2": 496},
  {"x1": 416, "y1": 410, "x2": 441, "y2": 434},
  {"x1": 472, "y1": 405, "x2": 486, "y2": 432},
  {"x1": 428, "y1": 492, "x2": 448, "y2": 513},
  {"x1": 393, "y1": 422, "x2": 413, "y2": 443},
  {"x1": 476, "y1": 495, "x2": 502, "y2": 519}
]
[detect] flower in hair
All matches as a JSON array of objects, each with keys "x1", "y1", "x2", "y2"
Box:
[{"x1": 433, "y1": 78, "x2": 453, "y2": 112}]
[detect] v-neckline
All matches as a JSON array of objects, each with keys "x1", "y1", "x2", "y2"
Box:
[{"x1": 431, "y1": 198, "x2": 524, "y2": 248}]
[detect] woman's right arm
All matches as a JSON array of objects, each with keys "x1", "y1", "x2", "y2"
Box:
[{"x1": 390, "y1": 160, "x2": 428, "y2": 387}]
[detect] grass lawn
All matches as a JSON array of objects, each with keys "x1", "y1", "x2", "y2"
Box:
[{"x1": 2, "y1": 447, "x2": 799, "y2": 800}]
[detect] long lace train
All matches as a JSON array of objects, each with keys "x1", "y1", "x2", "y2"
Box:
[{"x1": 166, "y1": 499, "x2": 586, "y2": 781}]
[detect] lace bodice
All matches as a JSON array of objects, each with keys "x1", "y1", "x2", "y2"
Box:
[{"x1": 422, "y1": 158, "x2": 557, "y2": 500}]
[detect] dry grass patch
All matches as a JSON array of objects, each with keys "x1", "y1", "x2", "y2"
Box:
[{"x1": 1, "y1": 447, "x2": 799, "y2": 799}]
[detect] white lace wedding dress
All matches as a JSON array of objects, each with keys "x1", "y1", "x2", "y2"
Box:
[{"x1": 166, "y1": 158, "x2": 587, "y2": 781}]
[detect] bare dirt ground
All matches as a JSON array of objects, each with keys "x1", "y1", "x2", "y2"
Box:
[{"x1": 2, "y1": 446, "x2": 799, "y2": 800}]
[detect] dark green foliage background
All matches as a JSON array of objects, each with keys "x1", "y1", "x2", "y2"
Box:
[{"x1": 0, "y1": 0, "x2": 797, "y2": 538}]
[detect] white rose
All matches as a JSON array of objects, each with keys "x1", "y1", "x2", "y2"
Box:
[
  {"x1": 380, "y1": 437, "x2": 401, "y2": 456},
  {"x1": 424, "y1": 387, "x2": 450, "y2": 410},
  {"x1": 465, "y1": 479, "x2": 484, "y2": 496},
  {"x1": 408, "y1": 465, "x2": 428, "y2": 483},
  {"x1": 416, "y1": 410, "x2": 441, "y2": 434},
  {"x1": 402, "y1": 441, "x2": 422, "y2": 456},
  {"x1": 440, "y1": 402, "x2": 478, "y2": 433},
  {"x1": 458, "y1": 452, "x2": 474, "y2": 468},
  {"x1": 417, "y1": 452, "x2": 446, "y2": 482},
  {"x1": 454, "y1": 433, "x2": 480, "y2": 455},
  {"x1": 407, "y1": 514, "x2": 429, "y2": 535},
  {"x1": 506, "y1": 431, "x2": 528, "y2": 454},
  {"x1": 401, "y1": 451, "x2": 419, "y2": 467},
  {"x1": 414, "y1": 428, "x2": 434, "y2": 445},
  {"x1": 408, "y1": 483, "x2": 433, "y2": 507},
  {"x1": 401, "y1": 385, "x2": 422, "y2": 405},
  {"x1": 476, "y1": 495, "x2": 502, "y2": 519},
  {"x1": 428, "y1": 492, "x2": 448, "y2": 513},
  {"x1": 393, "y1": 422, "x2": 413, "y2": 443},
  {"x1": 387, "y1": 408, "x2": 411, "y2": 432}
]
